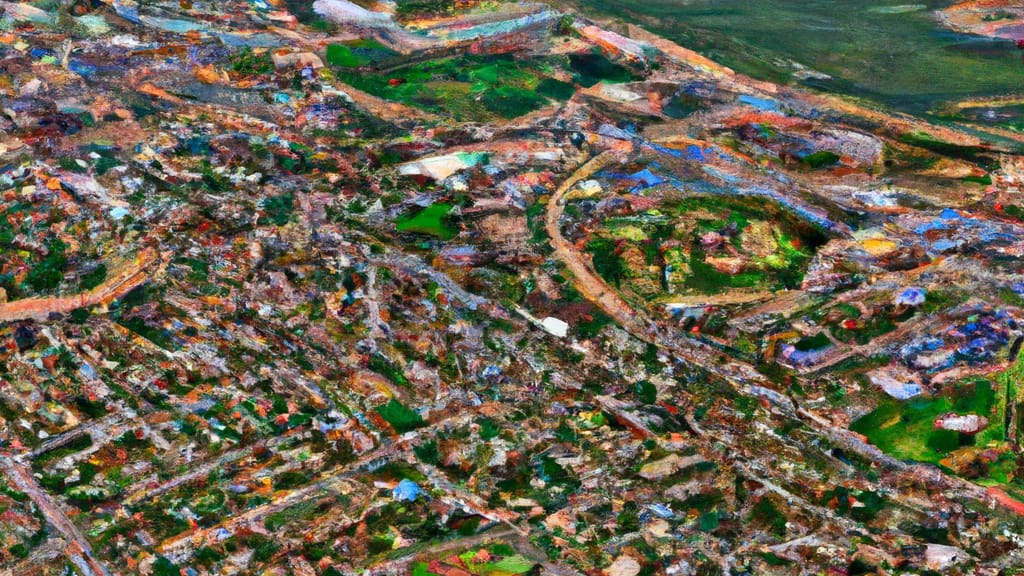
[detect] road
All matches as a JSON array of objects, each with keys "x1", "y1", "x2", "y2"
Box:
[
  {"x1": 370, "y1": 527, "x2": 582, "y2": 576},
  {"x1": 370, "y1": 250, "x2": 488, "y2": 310},
  {"x1": 155, "y1": 442, "x2": 404, "y2": 561},
  {"x1": 153, "y1": 408, "x2": 527, "y2": 566},
  {"x1": 0, "y1": 456, "x2": 113, "y2": 576},
  {"x1": 543, "y1": 144, "x2": 1001, "y2": 511},
  {"x1": 26, "y1": 411, "x2": 132, "y2": 460},
  {"x1": 544, "y1": 151, "x2": 648, "y2": 337},
  {"x1": 0, "y1": 248, "x2": 163, "y2": 323},
  {"x1": 796, "y1": 314, "x2": 944, "y2": 374}
]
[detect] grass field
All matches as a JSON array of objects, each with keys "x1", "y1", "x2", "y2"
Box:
[
  {"x1": 571, "y1": 0, "x2": 1024, "y2": 115},
  {"x1": 336, "y1": 52, "x2": 635, "y2": 121},
  {"x1": 851, "y1": 381, "x2": 993, "y2": 464},
  {"x1": 397, "y1": 202, "x2": 458, "y2": 240},
  {"x1": 851, "y1": 350, "x2": 1024, "y2": 486}
]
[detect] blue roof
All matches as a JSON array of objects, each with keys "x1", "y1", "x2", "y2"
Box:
[
  {"x1": 887, "y1": 383, "x2": 922, "y2": 400},
  {"x1": 629, "y1": 169, "x2": 665, "y2": 190},
  {"x1": 684, "y1": 145, "x2": 705, "y2": 162},
  {"x1": 646, "y1": 503, "x2": 675, "y2": 519},
  {"x1": 738, "y1": 94, "x2": 779, "y2": 111},
  {"x1": 895, "y1": 287, "x2": 926, "y2": 306},
  {"x1": 393, "y1": 479, "x2": 421, "y2": 502}
]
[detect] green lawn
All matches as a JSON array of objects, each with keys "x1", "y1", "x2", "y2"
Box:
[
  {"x1": 565, "y1": 0, "x2": 1024, "y2": 116},
  {"x1": 852, "y1": 377, "x2": 1005, "y2": 466},
  {"x1": 325, "y1": 39, "x2": 397, "y2": 68},
  {"x1": 336, "y1": 54, "x2": 603, "y2": 121},
  {"x1": 396, "y1": 203, "x2": 458, "y2": 240}
]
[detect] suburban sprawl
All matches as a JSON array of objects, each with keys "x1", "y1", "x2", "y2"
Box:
[{"x1": 3, "y1": 0, "x2": 1024, "y2": 575}]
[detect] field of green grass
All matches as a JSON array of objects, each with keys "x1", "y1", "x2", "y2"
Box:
[
  {"x1": 397, "y1": 202, "x2": 458, "y2": 240},
  {"x1": 336, "y1": 52, "x2": 636, "y2": 121},
  {"x1": 851, "y1": 380, "x2": 995, "y2": 464},
  {"x1": 572, "y1": 0, "x2": 1024, "y2": 115},
  {"x1": 851, "y1": 351, "x2": 1024, "y2": 487}
]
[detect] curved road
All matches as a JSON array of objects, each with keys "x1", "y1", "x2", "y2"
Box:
[
  {"x1": 543, "y1": 146, "x2": 1007, "y2": 512},
  {"x1": 0, "y1": 248, "x2": 164, "y2": 323}
]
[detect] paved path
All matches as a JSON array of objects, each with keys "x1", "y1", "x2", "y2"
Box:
[
  {"x1": 0, "y1": 248, "x2": 163, "y2": 324},
  {"x1": 1, "y1": 457, "x2": 113, "y2": 576}
]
